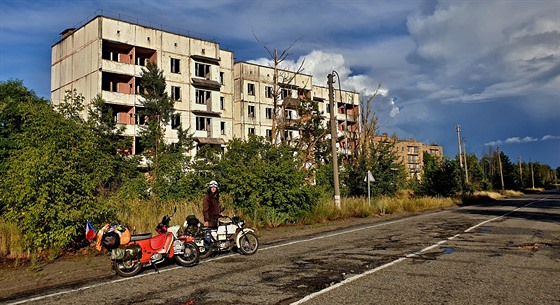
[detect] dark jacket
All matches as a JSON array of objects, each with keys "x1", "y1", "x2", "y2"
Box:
[{"x1": 202, "y1": 192, "x2": 221, "y2": 227}]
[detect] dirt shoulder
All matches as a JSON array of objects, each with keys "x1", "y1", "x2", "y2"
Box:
[{"x1": 0, "y1": 213, "x2": 415, "y2": 301}]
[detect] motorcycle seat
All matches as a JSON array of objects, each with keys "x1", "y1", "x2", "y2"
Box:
[{"x1": 131, "y1": 233, "x2": 152, "y2": 241}]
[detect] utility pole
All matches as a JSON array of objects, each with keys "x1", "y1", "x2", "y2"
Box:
[
  {"x1": 518, "y1": 157, "x2": 523, "y2": 188},
  {"x1": 462, "y1": 137, "x2": 469, "y2": 184},
  {"x1": 531, "y1": 162, "x2": 535, "y2": 189},
  {"x1": 497, "y1": 146, "x2": 505, "y2": 190},
  {"x1": 456, "y1": 125, "x2": 463, "y2": 170},
  {"x1": 328, "y1": 73, "x2": 341, "y2": 208}
]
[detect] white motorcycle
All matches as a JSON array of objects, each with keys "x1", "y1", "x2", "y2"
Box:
[{"x1": 183, "y1": 215, "x2": 259, "y2": 259}]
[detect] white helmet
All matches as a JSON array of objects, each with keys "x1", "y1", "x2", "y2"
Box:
[{"x1": 208, "y1": 180, "x2": 218, "y2": 188}]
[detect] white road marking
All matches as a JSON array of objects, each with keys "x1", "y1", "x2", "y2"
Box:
[
  {"x1": 7, "y1": 197, "x2": 548, "y2": 305},
  {"x1": 290, "y1": 198, "x2": 547, "y2": 305}
]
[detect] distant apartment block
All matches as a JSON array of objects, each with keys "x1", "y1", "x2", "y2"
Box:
[
  {"x1": 51, "y1": 14, "x2": 361, "y2": 156},
  {"x1": 375, "y1": 133, "x2": 444, "y2": 180},
  {"x1": 233, "y1": 62, "x2": 360, "y2": 151}
]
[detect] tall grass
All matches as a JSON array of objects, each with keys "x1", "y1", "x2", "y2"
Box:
[
  {"x1": 303, "y1": 191, "x2": 458, "y2": 224},
  {"x1": 0, "y1": 220, "x2": 28, "y2": 259}
]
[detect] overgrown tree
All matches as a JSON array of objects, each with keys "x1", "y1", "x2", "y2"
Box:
[
  {"x1": 420, "y1": 152, "x2": 461, "y2": 197},
  {"x1": 138, "y1": 62, "x2": 175, "y2": 185}
]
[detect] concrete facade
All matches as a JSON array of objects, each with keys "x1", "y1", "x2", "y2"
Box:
[{"x1": 51, "y1": 15, "x2": 234, "y2": 155}]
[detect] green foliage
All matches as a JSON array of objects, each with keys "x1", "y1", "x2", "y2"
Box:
[
  {"x1": 0, "y1": 87, "x2": 120, "y2": 251},
  {"x1": 419, "y1": 152, "x2": 460, "y2": 197},
  {"x1": 344, "y1": 141, "x2": 406, "y2": 197},
  {"x1": 216, "y1": 137, "x2": 320, "y2": 222}
]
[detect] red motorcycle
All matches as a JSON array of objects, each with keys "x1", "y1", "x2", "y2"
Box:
[{"x1": 101, "y1": 208, "x2": 199, "y2": 277}]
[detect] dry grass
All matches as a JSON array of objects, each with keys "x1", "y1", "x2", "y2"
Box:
[
  {"x1": 0, "y1": 220, "x2": 28, "y2": 259},
  {"x1": 461, "y1": 190, "x2": 525, "y2": 205},
  {"x1": 304, "y1": 191, "x2": 458, "y2": 224}
]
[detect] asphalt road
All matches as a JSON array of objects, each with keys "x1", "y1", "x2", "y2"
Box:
[{"x1": 5, "y1": 190, "x2": 559, "y2": 305}]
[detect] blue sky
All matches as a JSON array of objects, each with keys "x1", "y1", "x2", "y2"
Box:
[{"x1": 1, "y1": 0, "x2": 559, "y2": 168}]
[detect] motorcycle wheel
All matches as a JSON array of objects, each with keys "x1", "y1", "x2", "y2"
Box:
[
  {"x1": 113, "y1": 259, "x2": 142, "y2": 277},
  {"x1": 238, "y1": 232, "x2": 259, "y2": 255},
  {"x1": 175, "y1": 241, "x2": 199, "y2": 267},
  {"x1": 198, "y1": 244, "x2": 212, "y2": 259}
]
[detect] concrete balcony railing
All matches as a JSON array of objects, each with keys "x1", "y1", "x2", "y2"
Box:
[
  {"x1": 102, "y1": 91, "x2": 138, "y2": 106},
  {"x1": 102, "y1": 59, "x2": 138, "y2": 76}
]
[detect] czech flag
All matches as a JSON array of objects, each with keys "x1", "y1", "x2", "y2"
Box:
[{"x1": 86, "y1": 220, "x2": 96, "y2": 241}]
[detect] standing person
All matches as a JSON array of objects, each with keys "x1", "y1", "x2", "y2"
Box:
[{"x1": 203, "y1": 180, "x2": 221, "y2": 228}]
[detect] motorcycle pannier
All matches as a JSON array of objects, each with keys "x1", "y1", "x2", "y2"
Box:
[{"x1": 111, "y1": 244, "x2": 142, "y2": 260}]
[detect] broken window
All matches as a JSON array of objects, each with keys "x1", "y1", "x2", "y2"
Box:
[
  {"x1": 196, "y1": 89, "x2": 211, "y2": 104},
  {"x1": 170, "y1": 58, "x2": 180, "y2": 73},
  {"x1": 265, "y1": 86, "x2": 273, "y2": 98},
  {"x1": 196, "y1": 117, "x2": 211, "y2": 131},
  {"x1": 171, "y1": 86, "x2": 181, "y2": 101},
  {"x1": 195, "y1": 62, "x2": 211, "y2": 78},
  {"x1": 171, "y1": 113, "x2": 181, "y2": 129},
  {"x1": 247, "y1": 83, "x2": 255, "y2": 96},
  {"x1": 248, "y1": 105, "x2": 255, "y2": 117}
]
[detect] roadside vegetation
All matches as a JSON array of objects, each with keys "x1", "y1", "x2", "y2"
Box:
[{"x1": 1, "y1": 78, "x2": 558, "y2": 263}]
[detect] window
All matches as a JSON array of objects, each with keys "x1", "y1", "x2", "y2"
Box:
[
  {"x1": 248, "y1": 128, "x2": 255, "y2": 135},
  {"x1": 196, "y1": 89, "x2": 211, "y2": 104},
  {"x1": 285, "y1": 110, "x2": 293, "y2": 119},
  {"x1": 326, "y1": 104, "x2": 330, "y2": 113},
  {"x1": 265, "y1": 86, "x2": 273, "y2": 98},
  {"x1": 170, "y1": 58, "x2": 180, "y2": 73},
  {"x1": 247, "y1": 83, "x2": 255, "y2": 96},
  {"x1": 220, "y1": 72, "x2": 225, "y2": 84},
  {"x1": 284, "y1": 131, "x2": 293, "y2": 140},
  {"x1": 196, "y1": 117, "x2": 211, "y2": 131},
  {"x1": 171, "y1": 86, "x2": 181, "y2": 101},
  {"x1": 248, "y1": 105, "x2": 255, "y2": 117},
  {"x1": 195, "y1": 62, "x2": 211, "y2": 78},
  {"x1": 265, "y1": 108, "x2": 273, "y2": 119},
  {"x1": 136, "y1": 57, "x2": 146, "y2": 66},
  {"x1": 220, "y1": 96, "x2": 225, "y2": 110},
  {"x1": 281, "y1": 88, "x2": 290, "y2": 99},
  {"x1": 266, "y1": 129, "x2": 272, "y2": 138},
  {"x1": 171, "y1": 113, "x2": 181, "y2": 130},
  {"x1": 221, "y1": 122, "x2": 226, "y2": 135}
]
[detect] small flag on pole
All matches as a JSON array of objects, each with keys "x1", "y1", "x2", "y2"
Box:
[{"x1": 86, "y1": 220, "x2": 96, "y2": 241}]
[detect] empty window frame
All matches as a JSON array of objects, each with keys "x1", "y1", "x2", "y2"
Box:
[
  {"x1": 265, "y1": 86, "x2": 273, "y2": 98},
  {"x1": 248, "y1": 105, "x2": 255, "y2": 117},
  {"x1": 171, "y1": 86, "x2": 181, "y2": 101},
  {"x1": 281, "y1": 88, "x2": 290, "y2": 99},
  {"x1": 220, "y1": 72, "x2": 225, "y2": 84},
  {"x1": 171, "y1": 113, "x2": 181, "y2": 129},
  {"x1": 265, "y1": 107, "x2": 273, "y2": 119},
  {"x1": 170, "y1": 58, "x2": 180, "y2": 73},
  {"x1": 248, "y1": 128, "x2": 255, "y2": 135},
  {"x1": 196, "y1": 117, "x2": 211, "y2": 131},
  {"x1": 196, "y1": 89, "x2": 211, "y2": 104},
  {"x1": 285, "y1": 109, "x2": 293, "y2": 119},
  {"x1": 247, "y1": 83, "x2": 255, "y2": 96},
  {"x1": 265, "y1": 129, "x2": 272, "y2": 138},
  {"x1": 195, "y1": 62, "x2": 211, "y2": 78},
  {"x1": 220, "y1": 121, "x2": 226, "y2": 135},
  {"x1": 220, "y1": 96, "x2": 225, "y2": 110}
]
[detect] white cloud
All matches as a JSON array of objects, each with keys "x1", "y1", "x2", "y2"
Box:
[
  {"x1": 485, "y1": 135, "x2": 559, "y2": 146},
  {"x1": 542, "y1": 135, "x2": 560, "y2": 141}
]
